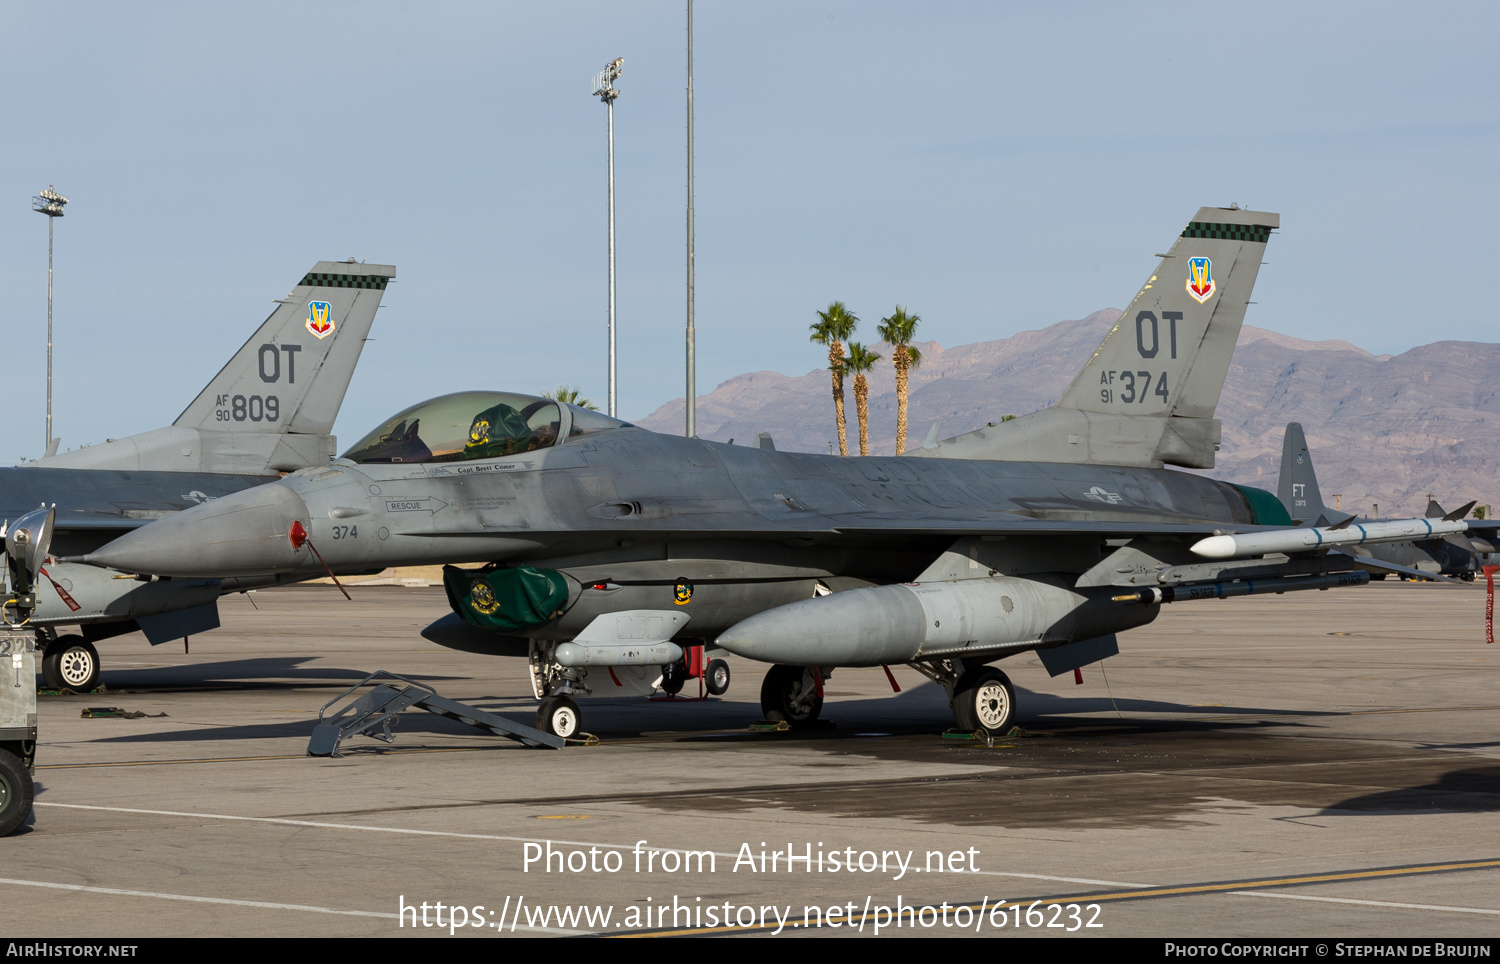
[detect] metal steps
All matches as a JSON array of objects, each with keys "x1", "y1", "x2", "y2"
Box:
[{"x1": 308, "y1": 670, "x2": 565, "y2": 756}]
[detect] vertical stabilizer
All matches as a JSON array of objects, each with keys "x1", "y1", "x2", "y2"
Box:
[
  {"x1": 1056, "y1": 208, "x2": 1276, "y2": 420},
  {"x1": 916, "y1": 206, "x2": 1278, "y2": 468},
  {"x1": 1277, "y1": 422, "x2": 1332, "y2": 524},
  {"x1": 174, "y1": 262, "x2": 394, "y2": 434},
  {"x1": 35, "y1": 261, "x2": 394, "y2": 474}
]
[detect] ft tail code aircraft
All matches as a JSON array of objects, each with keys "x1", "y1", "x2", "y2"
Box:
[
  {"x1": 1275, "y1": 421, "x2": 1491, "y2": 580},
  {"x1": 4, "y1": 261, "x2": 394, "y2": 691},
  {"x1": 78, "y1": 208, "x2": 1474, "y2": 738}
]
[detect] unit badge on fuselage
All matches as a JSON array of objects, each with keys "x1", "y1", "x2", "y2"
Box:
[
  {"x1": 306, "y1": 301, "x2": 335, "y2": 339},
  {"x1": 673, "y1": 578, "x2": 693, "y2": 606},
  {"x1": 469, "y1": 582, "x2": 502, "y2": 615},
  {"x1": 1186, "y1": 257, "x2": 1215, "y2": 303}
]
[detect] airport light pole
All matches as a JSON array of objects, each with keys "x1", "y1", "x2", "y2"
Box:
[
  {"x1": 32, "y1": 185, "x2": 69, "y2": 455},
  {"x1": 685, "y1": 1, "x2": 696, "y2": 438},
  {"x1": 592, "y1": 57, "x2": 623, "y2": 417}
]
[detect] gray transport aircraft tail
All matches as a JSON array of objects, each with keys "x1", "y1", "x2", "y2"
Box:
[
  {"x1": 1276, "y1": 422, "x2": 1335, "y2": 524},
  {"x1": 915, "y1": 205, "x2": 1278, "y2": 469},
  {"x1": 34, "y1": 261, "x2": 395, "y2": 475}
]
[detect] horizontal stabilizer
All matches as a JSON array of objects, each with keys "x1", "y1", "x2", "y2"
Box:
[{"x1": 1443, "y1": 500, "x2": 1476, "y2": 522}]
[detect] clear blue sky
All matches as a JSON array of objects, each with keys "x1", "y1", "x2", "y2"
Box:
[{"x1": 1, "y1": 1, "x2": 1494, "y2": 464}]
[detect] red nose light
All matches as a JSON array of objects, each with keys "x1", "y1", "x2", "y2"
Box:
[{"x1": 289, "y1": 520, "x2": 308, "y2": 549}]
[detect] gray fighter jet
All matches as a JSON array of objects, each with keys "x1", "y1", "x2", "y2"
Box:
[
  {"x1": 1275, "y1": 422, "x2": 1489, "y2": 580},
  {"x1": 8, "y1": 260, "x2": 394, "y2": 691},
  {"x1": 81, "y1": 207, "x2": 1444, "y2": 738}
]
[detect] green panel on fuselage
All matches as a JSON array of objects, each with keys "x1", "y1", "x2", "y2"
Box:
[{"x1": 1229, "y1": 483, "x2": 1293, "y2": 526}]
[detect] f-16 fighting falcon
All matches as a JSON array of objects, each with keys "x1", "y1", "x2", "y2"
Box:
[
  {"x1": 6, "y1": 260, "x2": 395, "y2": 692},
  {"x1": 78, "y1": 207, "x2": 1472, "y2": 739}
]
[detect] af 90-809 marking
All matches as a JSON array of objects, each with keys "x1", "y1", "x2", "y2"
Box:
[
  {"x1": 212, "y1": 342, "x2": 303, "y2": 422},
  {"x1": 215, "y1": 394, "x2": 280, "y2": 422}
]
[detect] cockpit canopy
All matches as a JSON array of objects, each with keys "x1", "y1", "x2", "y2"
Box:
[{"x1": 342, "y1": 391, "x2": 631, "y2": 464}]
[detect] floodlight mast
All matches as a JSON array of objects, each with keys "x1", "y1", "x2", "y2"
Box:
[
  {"x1": 685, "y1": 2, "x2": 696, "y2": 438},
  {"x1": 32, "y1": 186, "x2": 69, "y2": 455},
  {"x1": 592, "y1": 57, "x2": 623, "y2": 417}
]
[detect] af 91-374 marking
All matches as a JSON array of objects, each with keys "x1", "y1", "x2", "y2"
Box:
[
  {"x1": 1100, "y1": 370, "x2": 1169, "y2": 404},
  {"x1": 1097, "y1": 310, "x2": 1183, "y2": 404}
]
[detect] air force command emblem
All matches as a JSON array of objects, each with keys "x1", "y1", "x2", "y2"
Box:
[
  {"x1": 1186, "y1": 257, "x2": 1215, "y2": 304},
  {"x1": 306, "y1": 301, "x2": 335, "y2": 339}
]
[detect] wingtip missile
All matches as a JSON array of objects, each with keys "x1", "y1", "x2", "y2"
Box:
[{"x1": 1192, "y1": 517, "x2": 1472, "y2": 561}]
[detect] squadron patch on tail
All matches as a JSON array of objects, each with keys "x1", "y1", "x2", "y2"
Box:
[{"x1": 1186, "y1": 257, "x2": 1215, "y2": 303}]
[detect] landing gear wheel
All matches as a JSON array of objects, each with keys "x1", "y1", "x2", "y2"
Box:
[
  {"x1": 760, "y1": 664, "x2": 822, "y2": 728},
  {"x1": 705, "y1": 658, "x2": 731, "y2": 696},
  {"x1": 42, "y1": 636, "x2": 99, "y2": 693},
  {"x1": 660, "y1": 657, "x2": 689, "y2": 696},
  {"x1": 536, "y1": 696, "x2": 582, "y2": 739},
  {"x1": 951, "y1": 667, "x2": 1015, "y2": 734},
  {"x1": 0, "y1": 749, "x2": 32, "y2": 837}
]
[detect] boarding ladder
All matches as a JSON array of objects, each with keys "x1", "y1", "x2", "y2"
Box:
[{"x1": 308, "y1": 670, "x2": 564, "y2": 756}]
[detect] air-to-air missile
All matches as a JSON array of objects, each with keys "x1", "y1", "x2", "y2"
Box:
[
  {"x1": 1190, "y1": 516, "x2": 1475, "y2": 560},
  {"x1": 1275, "y1": 421, "x2": 1493, "y2": 580}
]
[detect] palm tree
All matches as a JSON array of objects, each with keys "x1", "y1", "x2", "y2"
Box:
[
  {"x1": 876, "y1": 306, "x2": 923, "y2": 454},
  {"x1": 809, "y1": 302, "x2": 858, "y2": 456},
  {"x1": 541, "y1": 385, "x2": 599, "y2": 411},
  {"x1": 844, "y1": 342, "x2": 882, "y2": 457}
]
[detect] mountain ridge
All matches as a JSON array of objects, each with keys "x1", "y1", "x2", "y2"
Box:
[{"x1": 635, "y1": 312, "x2": 1500, "y2": 517}]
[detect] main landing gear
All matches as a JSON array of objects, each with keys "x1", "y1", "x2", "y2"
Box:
[
  {"x1": 39, "y1": 634, "x2": 100, "y2": 693},
  {"x1": 950, "y1": 667, "x2": 1016, "y2": 733},
  {"x1": 912, "y1": 658, "x2": 1017, "y2": 735},
  {"x1": 759, "y1": 659, "x2": 1016, "y2": 735},
  {"x1": 759, "y1": 664, "x2": 824, "y2": 728}
]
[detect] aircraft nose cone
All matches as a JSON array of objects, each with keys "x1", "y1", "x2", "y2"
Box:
[{"x1": 82, "y1": 483, "x2": 312, "y2": 577}]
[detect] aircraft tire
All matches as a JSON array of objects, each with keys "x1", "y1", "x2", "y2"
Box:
[
  {"x1": 536, "y1": 696, "x2": 581, "y2": 740},
  {"x1": 705, "y1": 658, "x2": 731, "y2": 696},
  {"x1": 0, "y1": 748, "x2": 32, "y2": 837},
  {"x1": 951, "y1": 668, "x2": 1015, "y2": 734},
  {"x1": 759, "y1": 664, "x2": 822, "y2": 728},
  {"x1": 42, "y1": 637, "x2": 100, "y2": 693}
]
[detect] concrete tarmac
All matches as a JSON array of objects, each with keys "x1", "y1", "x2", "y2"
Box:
[{"x1": 4, "y1": 580, "x2": 1499, "y2": 938}]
